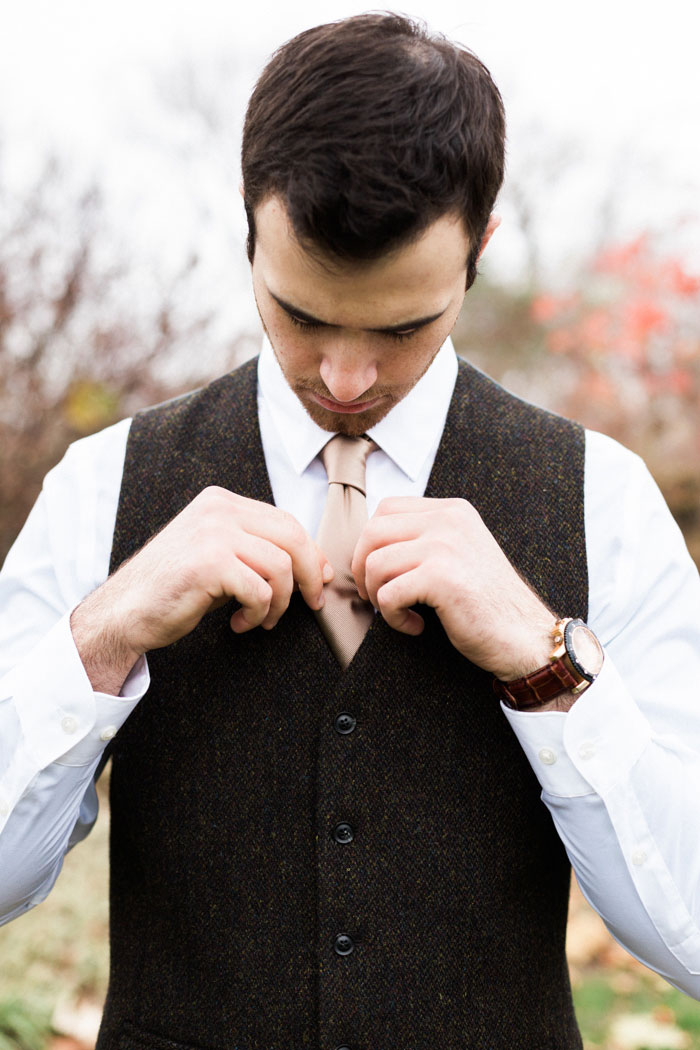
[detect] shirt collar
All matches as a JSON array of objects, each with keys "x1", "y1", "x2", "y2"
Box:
[{"x1": 257, "y1": 333, "x2": 458, "y2": 481}]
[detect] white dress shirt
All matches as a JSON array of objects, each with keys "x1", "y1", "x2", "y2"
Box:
[{"x1": 2, "y1": 336, "x2": 700, "y2": 998}]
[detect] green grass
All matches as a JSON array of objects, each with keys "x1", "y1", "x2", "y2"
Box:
[
  {"x1": 573, "y1": 971, "x2": 700, "y2": 1049},
  {"x1": 0, "y1": 1000, "x2": 53, "y2": 1050},
  {"x1": 574, "y1": 976, "x2": 619, "y2": 1043}
]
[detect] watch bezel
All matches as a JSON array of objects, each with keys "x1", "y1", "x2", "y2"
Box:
[{"x1": 564, "y1": 618, "x2": 604, "y2": 682}]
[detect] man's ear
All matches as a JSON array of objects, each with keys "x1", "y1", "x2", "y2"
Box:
[
  {"x1": 239, "y1": 182, "x2": 245, "y2": 200},
  {"x1": 476, "y1": 214, "x2": 501, "y2": 263}
]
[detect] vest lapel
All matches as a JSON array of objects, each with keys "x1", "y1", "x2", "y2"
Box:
[{"x1": 183, "y1": 360, "x2": 275, "y2": 508}]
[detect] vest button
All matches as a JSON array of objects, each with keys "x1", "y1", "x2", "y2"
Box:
[
  {"x1": 334, "y1": 1046, "x2": 352, "y2": 1050},
  {"x1": 335, "y1": 713, "x2": 357, "y2": 734},
  {"x1": 334, "y1": 933, "x2": 354, "y2": 956},
  {"x1": 333, "y1": 822, "x2": 354, "y2": 844}
]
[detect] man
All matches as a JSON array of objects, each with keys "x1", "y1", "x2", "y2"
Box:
[{"x1": 1, "y1": 12, "x2": 700, "y2": 1050}]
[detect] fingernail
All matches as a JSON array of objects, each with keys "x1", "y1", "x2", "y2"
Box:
[{"x1": 323, "y1": 563, "x2": 334, "y2": 582}]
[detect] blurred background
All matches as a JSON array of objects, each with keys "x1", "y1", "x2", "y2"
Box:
[{"x1": 0, "y1": 1, "x2": 699, "y2": 1047}]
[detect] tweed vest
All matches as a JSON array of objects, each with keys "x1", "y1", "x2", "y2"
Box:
[{"x1": 99, "y1": 357, "x2": 587, "y2": 1050}]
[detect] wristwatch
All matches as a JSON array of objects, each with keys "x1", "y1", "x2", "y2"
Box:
[{"x1": 493, "y1": 618, "x2": 604, "y2": 710}]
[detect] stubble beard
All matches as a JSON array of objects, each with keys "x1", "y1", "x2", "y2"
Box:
[{"x1": 293, "y1": 385, "x2": 399, "y2": 436}]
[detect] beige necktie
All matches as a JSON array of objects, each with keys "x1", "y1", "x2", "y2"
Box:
[{"x1": 315, "y1": 434, "x2": 377, "y2": 668}]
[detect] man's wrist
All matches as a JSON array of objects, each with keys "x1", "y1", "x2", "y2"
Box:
[
  {"x1": 489, "y1": 606, "x2": 554, "y2": 683},
  {"x1": 70, "y1": 589, "x2": 143, "y2": 696},
  {"x1": 494, "y1": 618, "x2": 604, "y2": 712}
]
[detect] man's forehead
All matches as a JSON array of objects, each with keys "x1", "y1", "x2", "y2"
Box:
[{"x1": 253, "y1": 196, "x2": 470, "y2": 328}]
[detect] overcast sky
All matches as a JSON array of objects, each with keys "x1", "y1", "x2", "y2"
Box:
[{"x1": 1, "y1": 0, "x2": 698, "y2": 309}]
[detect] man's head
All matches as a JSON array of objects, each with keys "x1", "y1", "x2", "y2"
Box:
[
  {"x1": 242, "y1": 13, "x2": 506, "y2": 435},
  {"x1": 242, "y1": 12, "x2": 506, "y2": 290}
]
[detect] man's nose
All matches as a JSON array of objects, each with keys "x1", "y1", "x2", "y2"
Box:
[{"x1": 319, "y1": 344, "x2": 378, "y2": 403}]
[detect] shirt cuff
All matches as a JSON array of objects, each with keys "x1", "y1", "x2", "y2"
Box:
[
  {"x1": 57, "y1": 654, "x2": 149, "y2": 766},
  {"x1": 2, "y1": 612, "x2": 149, "y2": 770},
  {"x1": 500, "y1": 655, "x2": 651, "y2": 797}
]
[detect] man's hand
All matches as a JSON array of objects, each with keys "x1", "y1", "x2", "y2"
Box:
[
  {"x1": 70, "y1": 486, "x2": 333, "y2": 695},
  {"x1": 351, "y1": 496, "x2": 554, "y2": 681}
]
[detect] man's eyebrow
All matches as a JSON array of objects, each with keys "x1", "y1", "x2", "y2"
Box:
[{"x1": 269, "y1": 292, "x2": 446, "y2": 333}]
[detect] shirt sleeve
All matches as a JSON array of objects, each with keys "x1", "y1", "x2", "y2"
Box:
[
  {"x1": 501, "y1": 429, "x2": 700, "y2": 997},
  {"x1": 0, "y1": 418, "x2": 150, "y2": 924}
]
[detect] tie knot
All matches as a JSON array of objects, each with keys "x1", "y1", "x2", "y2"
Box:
[{"x1": 321, "y1": 434, "x2": 376, "y2": 494}]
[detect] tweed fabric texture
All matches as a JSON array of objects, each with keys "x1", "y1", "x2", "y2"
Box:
[{"x1": 99, "y1": 357, "x2": 587, "y2": 1050}]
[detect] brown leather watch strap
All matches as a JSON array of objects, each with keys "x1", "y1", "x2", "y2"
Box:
[{"x1": 493, "y1": 657, "x2": 581, "y2": 710}]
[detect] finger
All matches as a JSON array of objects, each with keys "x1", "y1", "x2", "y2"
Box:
[
  {"x1": 296, "y1": 553, "x2": 334, "y2": 591},
  {"x1": 321, "y1": 551, "x2": 335, "y2": 583},
  {"x1": 360, "y1": 540, "x2": 424, "y2": 609},
  {"x1": 232, "y1": 534, "x2": 295, "y2": 628},
  {"x1": 375, "y1": 566, "x2": 428, "y2": 636},
  {"x1": 239, "y1": 506, "x2": 329, "y2": 610},
  {"x1": 227, "y1": 562, "x2": 274, "y2": 633},
  {"x1": 385, "y1": 607, "x2": 425, "y2": 635},
  {"x1": 352, "y1": 514, "x2": 426, "y2": 599},
  {"x1": 290, "y1": 540, "x2": 333, "y2": 610}
]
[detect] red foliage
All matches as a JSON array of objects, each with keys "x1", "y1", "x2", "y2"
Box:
[{"x1": 530, "y1": 237, "x2": 700, "y2": 455}]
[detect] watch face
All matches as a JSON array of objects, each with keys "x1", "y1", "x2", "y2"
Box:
[{"x1": 565, "y1": 620, "x2": 605, "y2": 680}]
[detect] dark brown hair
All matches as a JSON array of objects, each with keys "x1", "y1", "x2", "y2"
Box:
[{"x1": 242, "y1": 12, "x2": 505, "y2": 288}]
